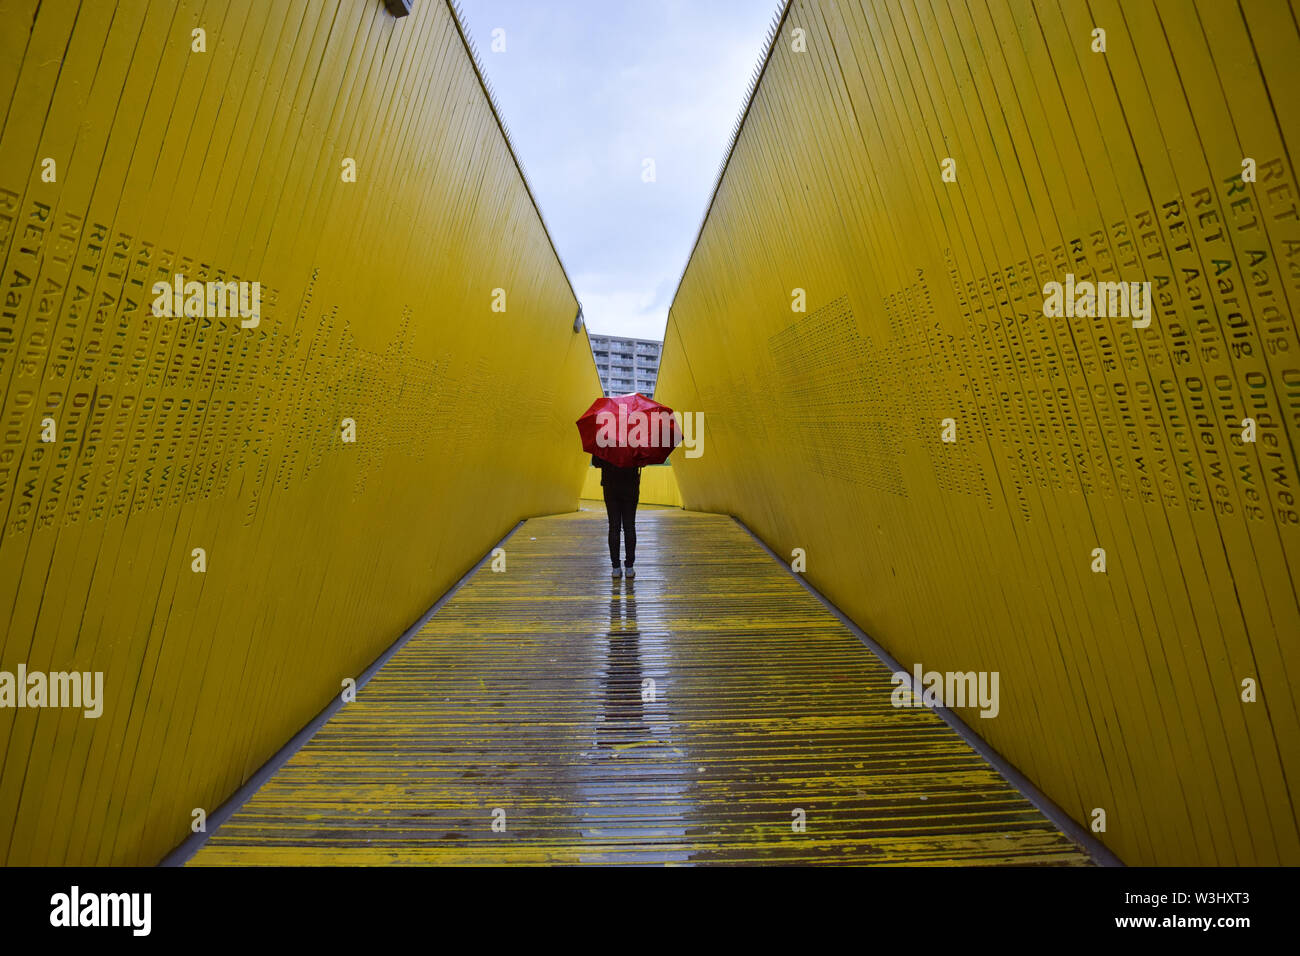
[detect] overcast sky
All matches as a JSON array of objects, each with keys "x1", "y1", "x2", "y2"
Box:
[{"x1": 457, "y1": 0, "x2": 779, "y2": 342}]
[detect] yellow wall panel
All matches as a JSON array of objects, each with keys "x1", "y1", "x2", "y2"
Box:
[
  {"x1": 658, "y1": 0, "x2": 1300, "y2": 865},
  {"x1": 0, "y1": 0, "x2": 599, "y2": 864}
]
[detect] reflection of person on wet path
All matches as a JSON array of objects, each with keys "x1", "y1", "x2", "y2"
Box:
[
  {"x1": 591, "y1": 453, "x2": 640, "y2": 578},
  {"x1": 596, "y1": 579, "x2": 650, "y2": 750}
]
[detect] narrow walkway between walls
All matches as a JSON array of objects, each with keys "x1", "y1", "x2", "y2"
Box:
[{"x1": 190, "y1": 508, "x2": 1093, "y2": 865}]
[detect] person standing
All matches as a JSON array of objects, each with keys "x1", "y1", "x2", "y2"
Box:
[{"x1": 591, "y1": 453, "x2": 641, "y2": 578}]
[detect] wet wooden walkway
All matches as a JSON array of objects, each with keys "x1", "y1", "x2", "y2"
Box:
[{"x1": 189, "y1": 507, "x2": 1093, "y2": 865}]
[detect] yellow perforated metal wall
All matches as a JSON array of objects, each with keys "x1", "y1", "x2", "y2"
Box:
[
  {"x1": 0, "y1": 0, "x2": 598, "y2": 864},
  {"x1": 658, "y1": 0, "x2": 1300, "y2": 866}
]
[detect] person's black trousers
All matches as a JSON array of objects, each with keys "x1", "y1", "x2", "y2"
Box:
[{"x1": 603, "y1": 488, "x2": 638, "y2": 567}]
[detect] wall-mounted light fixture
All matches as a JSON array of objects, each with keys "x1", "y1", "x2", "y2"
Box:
[
  {"x1": 573, "y1": 305, "x2": 585, "y2": 333},
  {"x1": 384, "y1": 0, "x2": 413, "y2": 16}
]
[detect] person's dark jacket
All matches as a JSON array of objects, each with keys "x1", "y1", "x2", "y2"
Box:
[{"x1": 591, "y1": 454, "x2": 641, "y2": 496}]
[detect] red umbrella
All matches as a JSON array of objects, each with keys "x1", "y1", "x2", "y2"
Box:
[{"x1": 577, "y1": 393, "x2": 682, "y2": 468}]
